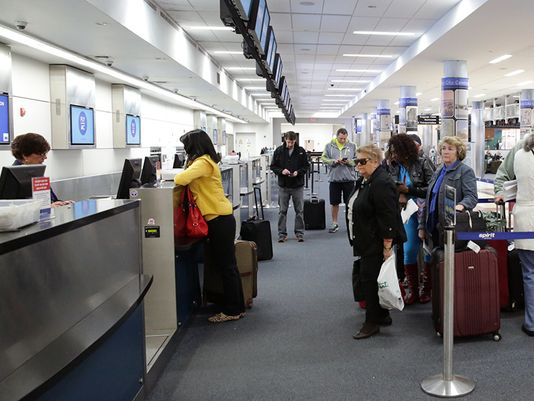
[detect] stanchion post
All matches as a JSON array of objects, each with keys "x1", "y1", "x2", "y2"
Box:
[{"x1": 421, "y1": 225, "x2": 476, "y2": 397}]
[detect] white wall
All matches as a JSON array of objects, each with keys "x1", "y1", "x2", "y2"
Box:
[
  {"x1": 0, "y1": 53, "x2": 195, "y2": 178},
  {"x1": 234, "y1": 121, "x2": 273, "y2": 156},
  {"x1": 280, "y1": 123, "x2": 345, "y2": 152}
]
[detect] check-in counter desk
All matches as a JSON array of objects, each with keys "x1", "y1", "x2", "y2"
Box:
[
  {"x1": 221, "y1": 164, "x2": 241, "y2": 234},
  {"x1": 130, "y1": 182, "x2": 203, "y2": 388},
  {"x1": 0, "y1": 199, "x2": 151, "y2": 401}
]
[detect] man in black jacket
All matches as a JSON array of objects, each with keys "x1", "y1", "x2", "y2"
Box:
[{"x1": 270, "y1": 131, "x2": 310, "y2": 242}]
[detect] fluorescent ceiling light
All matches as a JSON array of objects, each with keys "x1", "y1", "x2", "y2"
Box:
[
  {"x1": 214, "y1": 51, "x2": 242, "y2": 54},
  {"x1": 336, "y1": 69, "x2": 382, "y2": 73},
  {"x1": 243, "y1": 86, "x2": 266, "y2": 90},
  {"x1": 251, "y1": 93, "x2": 271, "y2": 97},
  {"x1": 313, "y1": 111, "x2": 339, "y2": 117},
  {"x1": 0, "y1": 24, "x2": 246, "y2": 124},
  {"x1": 236, "y1": 78, "x2": 264, "y2": 82},
  {"x1": 517, "y1": 80, "x2": 534, "y2": 86},
  {"x1": 327, "y1": 87, "x2": 362, "y2": 91},
  {"x1": 424, "y1": 108, "x2": 432, "y2": 111},
  {"x1": 343, "y1": 54, "x2": 395, "y2": 58},
  {"x1": 187, "y1": 26, "x2": 234, "y2": 31},
  {"x1": 416, "y1": 92, "x2": 422, "y2": 96},
  {"x1": 330, "y1": 79, "x2": 370, "y2": 83},
  {"x1": 489, "y1": 54, "x2": 512, "y2": 64},
  {"x1": 394, "y1": 101, "x2": 399, "y2": 105},
  {"x1": 323, "y1": 99, "x2": 348, "y2": 102},
  {"x1": 353, "y1": 30, "x2": 416, "y2": 36},
  {"x1": 321, "y1": 103, "x2": 345, "y2": 106},
  {"x1": 505, "y1": 69, "x2": 524, "y2": 77},
  {"x1": 225, "y1": 67, "x2": 256, "y2": 70},
  {"x1": 474, "y1": 93, "x2": 486, "y2": 98},
  {"x1": 431, "y1": 97, "x2": 439, "y2": 102},
  {"x1": 325, "y1": 94, "x2": 355, "y2": 97}
]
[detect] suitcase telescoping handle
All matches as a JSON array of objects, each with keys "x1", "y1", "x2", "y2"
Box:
[{"x1": 253, "y1": 186, "x2": 265, "y2": 220}]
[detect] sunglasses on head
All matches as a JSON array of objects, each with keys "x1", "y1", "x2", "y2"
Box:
[{"x1": 354, "y1": 158, "x2": 371, "y2": 166}]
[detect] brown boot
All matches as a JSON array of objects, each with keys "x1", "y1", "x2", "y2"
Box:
[
  {"x1": 419, "y1": 263, "x2": 432, "y2": 304},
  {"x1": 403, "y1": 264, "x2": 419, "y2": 305}
]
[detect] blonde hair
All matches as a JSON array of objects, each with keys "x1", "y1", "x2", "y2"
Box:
[
  {"x1": 439, "y1": 136, "x2": 466, "y2": 161},
  {"x1": 357, "y1": 144, "x2": 383, "y2": 163}
]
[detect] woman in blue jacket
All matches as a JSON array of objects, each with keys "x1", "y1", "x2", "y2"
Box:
[{"x1": 419, "y1": 136, "x2": 478, "y2": 248}]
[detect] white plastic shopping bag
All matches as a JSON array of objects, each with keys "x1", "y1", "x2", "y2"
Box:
[{"x1": 377, "y1": 253, "x2": 404, "y2": 311}]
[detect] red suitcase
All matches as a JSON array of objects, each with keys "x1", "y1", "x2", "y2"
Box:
[{"x1": 432, "y1": 248, "x2": 501, "y2": 340}]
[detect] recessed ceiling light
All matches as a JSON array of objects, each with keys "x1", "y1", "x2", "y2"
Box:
[
  {"x1": 235, "y1": 78, "x2": 264, "y2": 82},
  {"x1": 368, "y1": 5, "x2": 377, "y2": 8},
  {"x1": 489, "y1": 54, "x2": 512, "y2": 64},
  {"x1": 301, "y1": 48, "x2": 311, "y2": 52},
  {"x1": 243, "y1": 86, "x2": 265, "y2": 90},
  {"x1": 474, "y1": 94, "x2": 486, "y2": 98},
  {"x1": 516, "y1": 80, "x2": 533, "y2": 86},
  {"x1": 505, "y1": 69, "x2": 524, "y2": 77},
  {"x1": 336, "y1": 69, "x2": 382, "y2": 73},
  {"x1": 353, "y1": 30, "x2": 416, "y2": 36},
  {"x1": 95, "y1": 22, "x2": 108, "y2": 26},
  {"x1": 325, "y1": 94, "x2": 355, "y2": 97},
  {"x1": 431, "y1": 97, "x2": 439, "y2": 102},
  {"x1": 250, "y1": 93, "x2": 271, "y2": 97},
  {"x1": 331, "y1": 79, "x2": 370, "y2": 83},
  {"x1": 343, "y1": 53, "x2": 395, "y2": 58},
  {"x1": 393, "y1": 101, "x2": 399, "y2": 105},
  {"x1": 323, "y1": 99, "x2": 348, "y2": 102},
  {"x1": 416, "y1": 92, "x2": 422, "y2": 96},
  {"x1": 424, "y1": 107, "x2": 432, "y2": 111},
  {"x1": 187, "y1": 26, "x2": 234, "y2": 31}
]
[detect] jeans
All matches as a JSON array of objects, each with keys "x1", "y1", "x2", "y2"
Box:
[
  {"x1": 277, "y1": 186, "x2": 304, "y2": 236},
  {"x1": 518, "y1": 250, "x2": 534, "y2": 330}
]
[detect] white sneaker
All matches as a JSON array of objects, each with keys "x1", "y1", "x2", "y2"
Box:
[{"x1": 328, "y1": 223, "x2": 339, "y2": 233}]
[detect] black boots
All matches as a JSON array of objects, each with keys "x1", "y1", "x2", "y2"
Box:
[
  {"x1": 403, "y1": 264, "x2": 419, "y2": 305},
  {"x1": 419, "y1": 263, "x2": 432, "y2": 304}
]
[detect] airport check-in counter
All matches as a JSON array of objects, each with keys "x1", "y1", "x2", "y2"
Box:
[
  {"x1": 0, "y1": 199, "x2": 151, "y2": 401},
  {"x1": 130, "y1": 182, "x2": 202, "y2": 387},
  {"x1": 239, "y1": 160, "x2": 253, "y2": 218}
]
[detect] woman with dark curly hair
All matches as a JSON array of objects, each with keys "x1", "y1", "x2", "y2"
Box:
[{"x1": 385, "y1": 134, "x2": 434, "y2": 304}]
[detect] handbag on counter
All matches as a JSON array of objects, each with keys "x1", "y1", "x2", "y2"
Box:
[{"x1": 174, "y1": 186, "x2": 208, "y2": 239}]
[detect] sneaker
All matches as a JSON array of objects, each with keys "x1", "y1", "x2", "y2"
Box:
[
  {"x1": 296, "y1": 235, "x2": 304, "y2": 242},
  {"x1": 278, "y1": 235, "x2": 287, "y2": 243},
  {"x1": 208, "y1": 312, "x2": 245, "y2": 323},
  {"x1": 328, "y1": 223, "x2": 339, "y2": 233}
]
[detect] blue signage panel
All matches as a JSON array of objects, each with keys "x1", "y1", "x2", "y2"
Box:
[
  {"x1": 70, "y1": 105, "x2": 95, "y2": 145},
  {"x1": 377, "y1": 108, "x2": 390, "y2": 116},
  {"x1": 126, "y1": 114, "x2": 141, "y2": 145},
  {"x1": 520, "y1": 100, "x2": 534, "y2": 109},
  {"x1": 441, "y1": 77, "x2": 469, "y2": 90},
  {"x1": 0, "y1": 94, "x2": 9, "y2": 144},
  {"x1": 399, "y1": 97, "x2": 418, "y2": 107}
]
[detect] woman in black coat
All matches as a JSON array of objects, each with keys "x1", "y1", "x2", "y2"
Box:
[{"x1": 347, "y1": 144, "x2": 406, "y2": 339}]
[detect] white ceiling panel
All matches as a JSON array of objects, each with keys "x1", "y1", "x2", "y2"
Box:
[
  {"x1": 414, "y1": 0, "x2": 463, "y2": 19},
  {"x1": 319, "y1": 15, "x2": 351, "y2": 33},
  {"x1": 318, "y1": 32, "x2": 344, "y2": 45},
  {"x1": 316, "y1": 45, "x2": 340, "y2": 55},
  {"x1": 375, "y1": 17, "x2": 410, "y2": 31},
  {"x1": 293, "y1": 31, "x2": 319, "y2": 44},
  {"x1": 384, "y1": 0, "x2": 426, "y2": 18},
  {"x1": 270, "y1": 12, "x2": 292, "y2": 28},
  {"x1": 347, "y1": 16, "x2": 381, "y2": 31},
  {"x1": 275, "y1": 30, "x2": 294, "y2": 42},
  {"x1": 268, "y1": 0, "x2": 291, "y2": 13},
  {"x1": 158, "y1": 0, "x2": 193, "y2": 10},
  {"x1": 354, "y1": 0, "x2": 395, "y2": 17},
  {"x1": 185, "y1": 0, "x2": 218, "y2": 11},
  {"x1": 321, "y1": 0, "x2": 359, "y2": 15},
  {"x1": 292, "y1": 14, "x2": 322, "y2": 31},
  {"x1": 167, "y1": 10, "x2": 204, "y2": 24}
]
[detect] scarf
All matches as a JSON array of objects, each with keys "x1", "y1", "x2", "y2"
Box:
[{"x1": 427, "y1": 161, "x2": 459, "y2": 233}]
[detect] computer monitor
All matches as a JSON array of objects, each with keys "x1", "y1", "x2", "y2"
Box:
[
  {"x1": 248, "y1": 0, "x2": 266, "y2": 48},
  {"x1": 273, "y1": 54, "x2": 283, "y2": 88},
  {"x1": 0, "y1": 93, "x2": 10, "y2": 145},
  {"x1": 173, "y1": 153, "x2": 186, "y2": 168},
  {"x1": 116, "y1": 158, "x2": 142, "y2": 199},
  {"x1": 140, "y1": 156, "x2": 159, "y2": 185},
  {"x1": 234, "y1": 0, "x2": 253, "y2": 20},
  {"x1": 70, "y1": 104, "x2": 95, "y2": 146},
  {"x1": 264, "y1": 27, "x2": 277, "y2": 75},
  {"x1": 259, "y1": 5, "x2": 270, "y2": 56},
  {"x1": 0, "y1": 164, "x2": 46, "y2": 199},
  {"x1": 125, "y1": 114, "x2": 141, "y2": 146}
]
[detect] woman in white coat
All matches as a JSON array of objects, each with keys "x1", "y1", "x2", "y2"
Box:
[{"x1": 513, "y1": 134, "x2": 534, "y2": 336}]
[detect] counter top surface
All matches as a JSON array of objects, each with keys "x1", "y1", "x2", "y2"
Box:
[{"x1": 0, "y1": 198, "x2": 138, "y2": 254}]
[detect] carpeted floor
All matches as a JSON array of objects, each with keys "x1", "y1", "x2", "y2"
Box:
[{"x1": 147, "y1": 173, "x2": 533, "y2": 401}]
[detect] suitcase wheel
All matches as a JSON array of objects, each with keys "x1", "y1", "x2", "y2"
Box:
[{"x1": 493, "y1": 332, "x2": 502, "y2": 342}]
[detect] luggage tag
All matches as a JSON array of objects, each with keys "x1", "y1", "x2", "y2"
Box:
[
  {"x1": 508, "y1": 242, "x2": 515, "y2": 251},
  {"x1": 467, "y1": 240, "x2": 481, "y2": 253}
]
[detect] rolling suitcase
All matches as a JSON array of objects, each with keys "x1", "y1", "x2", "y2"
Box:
[
  {"x1": 203, "y1": 240, "x2": 258, "y2": 308},
  {"x1": 432, "y1": 247, "x2": 501, "y2": 340},
  {"x1": 507, "y1": 248, "x2": 525, "y2": 310},
  {"x1": 304, "y1": 168, "x2": 326, "y2": 230},
  {"x1": 240, "y1": 186, "x2": 273, "y2": 261}
]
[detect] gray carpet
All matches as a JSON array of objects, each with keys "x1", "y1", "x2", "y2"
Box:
[{"x1": 147, "y1": 174, "x2": 534, "y2": 401}]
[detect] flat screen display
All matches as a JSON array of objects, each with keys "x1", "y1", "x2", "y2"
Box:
[
  {"x1": 259, "y1": 6, "x2": 270, "y2": 54},
  {"x1": 265, "y1": 27, "x2": 277, "y2": 74},
  {"x1": 235, "y1": 0, "x2": 253, "y2": 19},
  {"x1": 0, "y1": 94, "x2": 10, "y2": 144},
  {"x1": 126, "y1": 114, "x2": 141, "y2": 145},
  {"x1": 252, "y1": 0, "x2": 266, "y2": 44},
  {"x1": 70, "y1": 105, "x2": 95, "y2": 145},
  {"x1": 273, "y1": 54, "x2": 283, "y2": 88}
]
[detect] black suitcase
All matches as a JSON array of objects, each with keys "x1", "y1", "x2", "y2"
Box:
[
  {"x1": 304, "y1": 197, "x2": 326, "y2": 230},
  {"x1": 240, "y1": 187, "x2": 273, "y2": 261},
  {"x1": 304, "y1": 169, "x2": 325, "y2": 230}
]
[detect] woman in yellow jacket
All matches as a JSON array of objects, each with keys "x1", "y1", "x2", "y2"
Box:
[{"x1": 174, "y1": 129, "x2": 245, "y2": 323}]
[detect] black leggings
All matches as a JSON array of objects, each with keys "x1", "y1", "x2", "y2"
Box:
[
  {"x1": 360, "y1": 253, "x2": 390, "y2": 324},
  {"x1": 207, "y1": 214, "x2": 245, "y2": 316}
]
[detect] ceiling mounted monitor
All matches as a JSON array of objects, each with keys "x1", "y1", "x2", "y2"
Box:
[{"x1": 247, "y1": 0, "x2": 266, "y2": 51}]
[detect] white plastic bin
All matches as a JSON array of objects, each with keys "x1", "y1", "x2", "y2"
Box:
[{"x1": 0, "y1": 200, "x2": 41, "y2": 231}]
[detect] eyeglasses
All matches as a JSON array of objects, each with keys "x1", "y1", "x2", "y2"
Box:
[{"x1": 354, "y1": 158, "x2": 371, "y2": 166}]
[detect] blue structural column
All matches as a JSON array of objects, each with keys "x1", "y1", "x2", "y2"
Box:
[
  {"x1": 399, "y1": 86, "x2": 418, "y2": 134},
  {"x1": 441, "y1": 60, "x2": 469, "y2": 141},
  {"x1": 377, "y1": 99, "x2": 391, "y2": 148},
  {"x1": 520, "y1": 89, "x2": 534, "y2": 139}
]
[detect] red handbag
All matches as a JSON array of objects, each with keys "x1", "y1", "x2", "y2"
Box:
[{"x1": 174, "y1": 186, "x2": 208, "y2": 239}]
